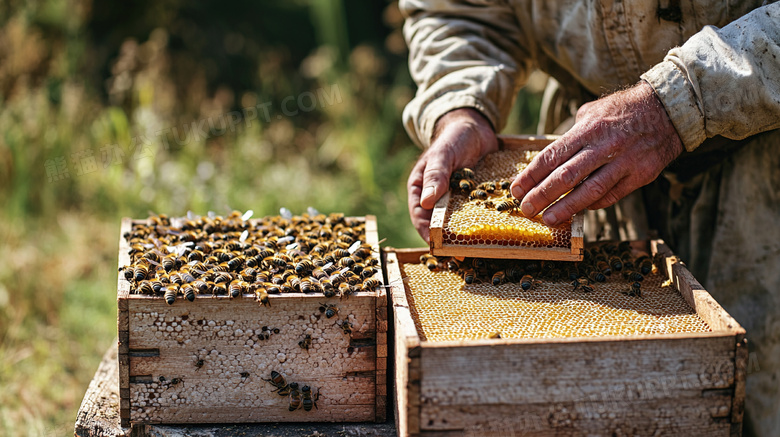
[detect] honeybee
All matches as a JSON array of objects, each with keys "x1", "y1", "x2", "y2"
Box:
[
  {"x1": 137, "y1": 280, "x2": 154, "y2": 295},
  {"x1": 119, "y1": 265, "x2": 134, "y2": 282},
  {"x1": 214, "y1": 271, "x2": 233, "y2": 284},
  {"x1": 331, "y1": 248, "x2": 350, "y2": 260},
  {"x1": 212, "y1": 282, "x2": 227, "y2": 296},
  {"x1": 420, "y1": 254, "x2": 438, "y2": 271},
  {"x1": 622, "y1": 282, "x2": 642, "y2": 298},
  {"x1": 288, "y1": 383, "x2": 303, "y2": 411},
  {"x1": 163, "y1": 284, "x2": 180, "y2": 305},
  {"x1": 488, "y1": 332, "x2": 502, "y2": 339},
  {"x1": 298, "y1": 334, "x2": 312, "y2": 351},
  {"x1": 337, "y1": 256, "x2": 355, "y2": 268},
  {"x1": 228, "y1": 280, "x2": 247, "y2": 298},
  {"x1": 338, "y1": 282, "x2": 354, "y2": 299},
  {"x1": 319, "y1": 303, "x2": 339, "y2": 318},
  {"x1": 491, "y1": 270, "x2": 506, "y2": 286},
  {"x1": 636, "y1": 256, "x2": 653, "y2": 275},
  {"x1": 596, "y1": 260, "x2": 612, "y2": 276},
  {"x1": 362, "y1": 278, "x2": 381, "y2": 292},
  {"x1": 263, "y1": 371, "x2": 289, "y2": 393},
  {"x1": 302, "y1": 385, "x2": 319, "y2": 411},
  {"x1": 469, "y1": 189, "x2": 488, "y2": 201},
  {"x1": 360, "y1": 266, "x2": 376, "y2": 279},
  {"x1": 499, "y1": 179, "x2": 511, "y2": 190},
  {"x1": 496, "y1": 199, "x2": 520, "y2": 213},
  {"x1": 187, "y1": 250, "x2": 204, "y2": 262},
  {"x1": 609, "y1": 256, "x2": 623, "y2": 272},
  {"x1": 134, "y1": 261, "x2": 151, "y2": 282},
  {"x1": 339, "y1": 320, "x2": 353, "y2": 336},
  {"x1": 446, "y1": 258, "x2": 460, "y2": 272},
  {"x1": 249, "y1": 284, "x2": 270, "y2": 307},
  {"x1": 295, "y1": 260, "x2": 314, "y2": 275},
  {"x1": 195, "y1": 358, "x2": 204, "y2": 371},
  {"x1": 182, "y1": 283, "x2": 196, "y2": 302},
  {"x1": 462, "y1": 269, "x2": 477, "y2": 285},
  {"x1": 572, "y1": 277, "x2": 594, "y2": 293},
  {"x1": 622, "y1": 270, "x2": 644, "y2": 282},
  {"x1": 459, "y1": 179, "x2": 476, "y2": 192},
  {"x1": 520, "y1": 274, "x2": 537, "y2": 291},
  {"x1": 477, "y1": 181, "x2": 496, "y2": 193}
]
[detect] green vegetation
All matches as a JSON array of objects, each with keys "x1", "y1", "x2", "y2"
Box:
[{"x1": 0, "y1": 1, "x2": 541, "y2": 434}]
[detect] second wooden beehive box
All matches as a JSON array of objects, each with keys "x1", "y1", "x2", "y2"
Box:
[
  {"x1": 386, "y1": 241, "x2": 747, "y2": 436},
  {"x1": 117, "y1": 214, "x2": 387, "y2": 427}
]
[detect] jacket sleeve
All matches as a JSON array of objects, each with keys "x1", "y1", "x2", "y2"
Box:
[
  {"x1": 641, "y1": 4, "x2": 780, "y2": 152},
  {"x1": 400, "y1": 0, "x2": 532, "y2": 148}
]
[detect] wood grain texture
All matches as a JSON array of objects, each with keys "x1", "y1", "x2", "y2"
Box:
[
  {"x1": 119, "y1": 217, "x2": 384, "y2": 425},
  {"x1": 429, "y1": 134, "x2": 583, "y2": 261},
  {"x1": 387, "y1": 245, "x2": 746, "y2": 436},
  {"x1": 77, "y1": 343, "x2": 397, "y2": 437},
  {"x1": 75, "y1": 341, "x2": 134, "y2": 437}
]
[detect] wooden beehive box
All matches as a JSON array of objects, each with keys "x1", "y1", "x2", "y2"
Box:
[
  {"x1": 386, "y1": 242, "x2": 747, "y2": 436},
  {"x1": 430, "y1": 135, "x2": 584, "y2": 261},
  {"x1": 117, "y1": 214, "x2": 387, "y2": 427}
]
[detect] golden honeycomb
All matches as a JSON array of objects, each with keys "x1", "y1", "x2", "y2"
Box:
[
  {"x1": 401, "y1": 259, "x2": 710, "y2": 341},
  {"x1": 443, "y1": 149, "x2": 572, "y2": 248}
]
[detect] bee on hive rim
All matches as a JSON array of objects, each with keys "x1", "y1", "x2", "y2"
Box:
[
  {"x1": 361, "y1": 278, "x2": 381, "y2": 292},
  {"x1": 461, "y1": 268, "x2": 477, "y2": 285},
  {"x1": 298, "y1": 334, "x2": 312, "y2": 351},
  {"x1": 288, "y1": 383, "x2": 303, "y2": 411},
  {"x1": 212, "y1": 281, "x2": 227, "y2": 297},
  {"x1": 302, "y1": 385, "x2": 319, "y2": 411},
  {"x1": 182, "y1": 283, "x2": 196, "y2": 302},
  {"x1": 488, "y1": 332, "x2": 502, "y2": 339},
  {"x1": 163, "y1": 284, "x2": 180, "y2": 305},
  {"x1": 136, "y1": 280, "x2": 154, "y2": 295}
]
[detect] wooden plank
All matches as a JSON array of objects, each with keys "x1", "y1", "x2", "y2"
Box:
[
  {"x1": 498, "y1": 134, "x2": 559, "y2": 150},
  {"x1": 429, "y1": 193, "x2": 448, "y2": 251},
  {"x1": 418, "y1": 397, "x2": 732, "y2": 435},
  {"x1": 117, "y1": 217, "x2": 133, "y2": 428},
  {"x1": 652, "y1": 240, "x2": 744, "y2": 334},
  {"x1": 386, "y1": 250, "x2": 422, "y2": 437},
  {"x1": 427, "y1": 244, "x2": 583, "y2": 261},
  {"x1": 75, "y1": 341, "x2": 133, "y2": 437},
  {"x1": 731, "y1": 334, "x2": 748, "y2": 434}
]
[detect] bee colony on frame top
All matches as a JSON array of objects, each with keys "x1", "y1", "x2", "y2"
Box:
[
  {"x1": 406, "y1": 242, "x2": 710, "y2": 341},
  {"x1": 119, "y1": 209, "x2": 382, "y2": 305},
  {"x1": 443, "y1": 149, "x2": 572, "y2": 248}
]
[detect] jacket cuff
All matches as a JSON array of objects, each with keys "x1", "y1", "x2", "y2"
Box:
[
  {"x1": 641, "y1": 61, "x2": 707, "y2": 152},
  {"x1": 416, "y1": 94, "x2": 499, "y2": 149}
]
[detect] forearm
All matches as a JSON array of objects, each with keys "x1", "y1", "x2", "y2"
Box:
[
  {"x1": 642, "y1": 3, "x2": 780, "y2": 152},
  {"x1": 400, "y1": 0, "x2": 532, "y2": 148}
]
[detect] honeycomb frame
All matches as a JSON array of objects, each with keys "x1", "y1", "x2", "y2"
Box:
[
  {"x1": 117, "y1": 215, "x2": 387, "y2": 427},
  {"x1": 386, "y1": 243, "x2": 748, "y2": 436},
  {"x1": 429, "y1": 135, "x2": 584, "y2": 261}
]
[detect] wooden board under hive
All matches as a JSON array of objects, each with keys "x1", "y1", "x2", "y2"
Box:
[
  {"x1": 386, "y1": 243, "x2": 747, "y2": 436},
  {"x1": 117, "y1": 213, "x2": 387, "y2": 427},
  {"x1": 430, "y1": 135, "x2": 584, "y2": 261}
]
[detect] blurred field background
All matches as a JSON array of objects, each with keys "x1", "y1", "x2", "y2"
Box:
[{"x1": 0, "y1": 1, "x2": 543, "y2": 434}]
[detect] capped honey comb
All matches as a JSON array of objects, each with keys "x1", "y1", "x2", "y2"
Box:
[
  {"x1": 401, "y1": 260, "x2": 710, "y2": 341},
  {"x1": 443, "y1": 149, "x2": 572, "y2": 248}
]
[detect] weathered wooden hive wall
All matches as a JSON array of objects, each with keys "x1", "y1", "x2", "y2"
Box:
[{"x1": 117, "y1": 215, "x2": 387, "y2": 426}]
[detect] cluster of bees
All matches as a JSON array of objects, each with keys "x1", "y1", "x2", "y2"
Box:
[
  {"x1": 120, "y1": 210, "x2": 382, "y2": 305},
  {"x1": 420, "y1": 241, "x2": 658, "y2": 297},
  {"x1": 450, "y1": 167, "x2": 521, "y2": 214},
  {"x1": 263, "y1": 370, "x2": 319, "y2": 412}
]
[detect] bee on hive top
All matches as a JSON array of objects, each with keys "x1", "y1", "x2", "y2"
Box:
[
  {"x1": 302, "y1": 385, "x2": 319, "y2": 411},
  {"x1": 288, "y1": 383, "x2": 303, "y2": 411}
]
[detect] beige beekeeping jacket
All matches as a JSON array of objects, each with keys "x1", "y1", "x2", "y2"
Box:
[{"x1": 401, "y1": 0, "x2": 780, "y2": 153}]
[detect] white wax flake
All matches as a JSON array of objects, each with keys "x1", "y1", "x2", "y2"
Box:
[
  {"x1": 280, "y1": 207, "x2": 293, "y2": 219},
  {"x1": 241, "y1": 209, "x2": 254, "y2": 221},
  {"x1": 348, "y1": 241, "x2": 362, "y2": 254},
  {"x1": 307, "y1": 206, "x2": 320, "y2": 216},
  {"x1": 239, "y1": 230, "x2": 249, "y2": 243}
]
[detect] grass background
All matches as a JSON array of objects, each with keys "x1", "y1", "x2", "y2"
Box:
[{"x1": 0, "y1": 1, "x2": 543, "y2": 434}]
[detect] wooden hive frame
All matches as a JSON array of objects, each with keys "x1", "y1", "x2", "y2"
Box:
[
  {"x1": 430, "y1": 134, "x2": 584, "y2": 261},
  {"x1": 117, "y1": 215, "x2": 387, "y2": 427},
  {"x1": 386, "y1": 242, "x2": 747, "y2": 436}
]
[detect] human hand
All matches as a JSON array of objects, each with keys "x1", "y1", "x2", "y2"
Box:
[
  {"x1": 510, "y1": 81, "x2": 684, "y2": 226},
  {"x1": 408, "y1": 108, "x2": 498, "y2": 242}
]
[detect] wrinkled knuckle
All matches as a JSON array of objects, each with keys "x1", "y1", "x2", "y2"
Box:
[
  {"x1": 540, "y1": 148, "x2": 559, "y2": 168},
  {"x1": 587, "y1": 177, "x2": 610, "y2": 199},
  {"x1": 556, "y1": 165, "x2": 579, "y2": 188}
]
